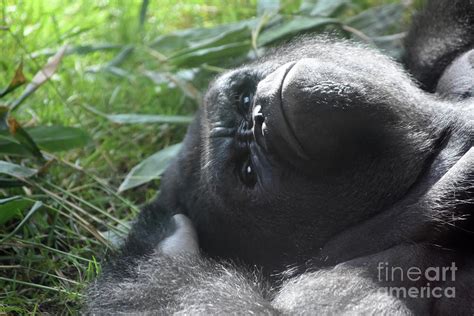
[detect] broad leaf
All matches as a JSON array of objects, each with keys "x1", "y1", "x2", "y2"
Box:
[
  {"x1": 172, "y1": 24, "x2": 252, "y2": 57},
  {"x1": 151, "y1": 33, "x2": 196, "y2": 54},
  {"x1": 0, "y1": 105, "x2": 9, "y2": 130},
  {"x1": 10, "y1": 45, "x2": 68, "y2": 111},
  {"x1": 0, "y1": 178, "x2": 24, "y2": 188},
  {"x1": 31, "y1": 43, "x2": 122, "y2": 58},
  {"x1": 118, "y1": 143, "x2": 182, "y2": 192},
  {"x1": 258, "y1": 16, "x2": 338, "y2": 46},
  {"x1": 300, "y1": 0, "x2": 348, "y2": 17},
  {"x1": 86, "y1": 45, "x2": 134, "y2": 75},
  {"x1": 170, "y1": 41, "x2": 251, "y2": 68},
  {"x1": 0, "y1": 133, "x2": 29, "y2": 156},
  {"x1": 0, "y1": 197, "x2": 33, "y2": 225},
  {"x1": 7, "y1": 118, "x2": 44, "y2": 160},
  {"x1": 0, "y1": 126, "x2": 90, "y2": 155},
  {"x1": 0, "y1": 160, "x2": 36, "y2": 178},
  {"x1": 106, "y1": 114, "x2": 193, "y2": 125},
  {"x1": 27, "y1": 126, "x2": 91, "y2": 151},
  {"x1": 372, "y1": 33, "x2": 406, "y2": 59},
  {"x1": 139, "y1": 0, "x2": 150, "y2": 27},
  {"x1": 151, "y1": 20, "x2": 257, "y2": 55},
  {"x1": 0, "y1": 62, "x2": 26, "y2": 98},
  {"x1": 258, "y1": 0, "x2": 280, "y2": 16},
  {"x1": 168, "y1": 24, "x2": 253, "y2": 68},
  {"x1": 1, "y1": 201, "x2": 43, "y2": 242},
  {"x1": 144, "y1": 70, "x2": 201, "y2": 101},
  {"x1": 345, "y1": 4, "x2": 405, "y2": 37}
]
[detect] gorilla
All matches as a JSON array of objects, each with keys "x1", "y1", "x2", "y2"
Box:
[{"x1": 87, "y1": 0, "x2": 473, "y2": 314}]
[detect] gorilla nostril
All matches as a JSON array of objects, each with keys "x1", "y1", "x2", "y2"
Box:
[
  {"x1": 261, "y1": 121, "x2": 268, "y2": 137},
  {"x1": 252, "y1": 104, "x2": 269, "y2": 150},
  {"x1": 252, "y1": 104, "x2": 265, "y2": 127}
]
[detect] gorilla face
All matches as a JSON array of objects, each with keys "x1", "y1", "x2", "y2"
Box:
[{"x1": 163, "y1": 38, "x2": 465, "y2": 272}]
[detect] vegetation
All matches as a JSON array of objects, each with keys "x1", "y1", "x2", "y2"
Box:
[{"x1": 0, "y1": 0, "x2": 417, "y2": 313}]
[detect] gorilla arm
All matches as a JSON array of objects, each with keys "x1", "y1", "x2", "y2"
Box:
[
  {"x1": 317, "y1": 146, "x2": 474, "y2": 266},
  {"x1": 86, "y1": 214, "x2": 448, "y2": 315}
]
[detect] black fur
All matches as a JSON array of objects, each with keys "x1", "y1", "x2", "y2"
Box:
[
  {"x1": 403, "y1": 0, "x2": 474, "y2": 92},
  {"x1": 87, "y1": 1, "x2": 474, "y2": 314}
]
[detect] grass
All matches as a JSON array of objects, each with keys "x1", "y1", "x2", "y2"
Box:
[
  {"x1": 1, "y1": 1, "x2": 257, "y2": 313},
  {"x1": 0, "y1": 0, "x2": 414, "y2": 314}
]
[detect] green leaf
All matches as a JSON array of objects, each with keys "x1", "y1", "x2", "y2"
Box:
[
  {"x1": 151, "y1": 20, "x2": 257, "y2": 55},
  {"x1": 170, "y1": 41, "x2": 251, "y2": 68},
  {"x1": 172, "y1": 24, "x2": 252, "y2": 57},
  {"x1": 151, "y1": 33, "x2": 195, "y2": 54},
  {"x1": 118, "y1": 143, "x2": 182, "y2": 192},
  {"x1": 31, "y1": 43, "x2": 123, "y2": 58},
  {"x1": 345, "y1": 4, "x2": 405, "y2": 37},
  {"x1": 1, "y1": 201, "x2": 43, "y2": 242},
  {"x1": 167, "y1": 23, "x2": 253, "y2": 68},
  {"x1": 300, "y1": 0, "x2": 348, "y2": 17},
  {"x1": 7, "y1": 118, "x2": 44, "y2": 160},
  {"x1": 27, "y1": 126, "x2": 91, "y2": 151},
  {"x1": 0, "y1": 160, "x2": 36, "y2": 178},
  {"x1": 0, "y1": 126, "x2": 90, "y2": 156},
  {"x1": 258, "y1": 16, "x2": 338, "y2": 46},
  {"x1": 139, "y1": 0, "x2": 150, "y2": 27},
  {"x1": 372, "y1": 33, "x2": 406, "y2": 60},
  {"x1": 258, "y1": 0, "x2": 280, "y2": 16},
  {"x1": 0, "y1": 62, "x2": 27, "y2": 98},
  {"x1": 106, "y1": 114, "x2": 193, "y2": 125},
  {"x1": 0, "y1": 133, "x2": 29, "y2": 156},
  {"x1": 82, "y1": 105, "x2": 194, "y2": 126},
  {"x1": 0, "y1": 197, "x2": 33, "y2": 225},
  {"x1": 0, "y1": 105, "x2": 9, "y2": 130},
  {"x1": 144, "y1": 70, "x2": 202, "y2": 101},
  {"x1": 0, "y1": 178, "x2": 24, "y2": 187},
  {"x1": 10, "y1": 45, "x2": 68, "y2": 111},
  {"x1": 86, "y1": 45, "x2": 134, "y2": 75}
]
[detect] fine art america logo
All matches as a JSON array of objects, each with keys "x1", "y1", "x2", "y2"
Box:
[{"x1": 377, "y1": 262, "x2": 457, "y2": 299}]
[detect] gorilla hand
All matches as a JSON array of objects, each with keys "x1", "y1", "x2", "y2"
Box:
[{"x1": 159, "y1": 214, "x2": 199, "y2": 256}]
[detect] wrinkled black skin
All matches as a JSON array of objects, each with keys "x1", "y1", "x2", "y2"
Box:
[{"x1": 88, "y1": 0, "x2": 474, "y2": 314}]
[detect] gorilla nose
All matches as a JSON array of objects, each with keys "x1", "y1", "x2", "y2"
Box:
[
  {"x1": 254, "y1": 61, "x2": 311, "y2": 161},
  {"x1": 279, "y1": 58, "x2": 353, "y2": 160},
  {"x1": 255, "y1": 58, "x2": 377, "y2": 165}
]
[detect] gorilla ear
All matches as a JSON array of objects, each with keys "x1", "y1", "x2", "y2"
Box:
[
  {"x1": 159, "y1": 214, "x2": 199, "y2": 256},
  {"x1": 119, "y1": 138, "x2": 198, "y2": 260},
  {"x1": 120, "y1": 162, "x2": 187, "y2": 260}
]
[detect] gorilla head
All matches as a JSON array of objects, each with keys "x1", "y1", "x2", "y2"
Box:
[{"x1": 158, "y1": 38, "x2": 472, "y2": 273}]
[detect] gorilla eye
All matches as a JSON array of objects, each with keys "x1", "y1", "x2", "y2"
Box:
[
  {"x1": 239, "y1": 158, "x2": 257, "y2": 187},
  {"x1": 238, "y1": 91, "x2": 254, "y2": 114}
]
